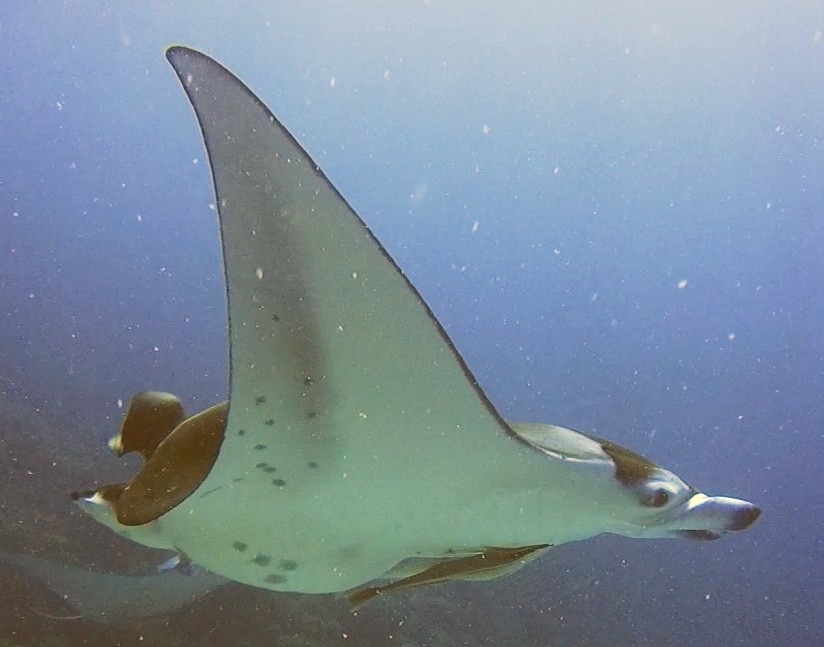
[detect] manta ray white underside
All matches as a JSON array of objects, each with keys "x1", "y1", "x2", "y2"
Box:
[{"x1": 74, "y1": 46, "x2": 759, "y2": 605}]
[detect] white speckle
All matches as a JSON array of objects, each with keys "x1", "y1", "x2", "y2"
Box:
[
  {"x1": 705, "y1": 594, "x2": 711, "y2": 601},
  {"x1": 193, "y1": 158, "x2": 199, "y2": 165},
  {"x1": 185, "y1": 73, "x2": 193, "y2": 85},
  {"x1": 153, "y1": 346, "x2": 159, "y2": 352},
  {"x1": 471, "y1": 221, "x2": 479, "y2": 233},
  {"x1": 352, "y1": 271, "x2": 358, "y2": 279},
  {"x1": 766, "y1": 202, "x2": 772, "y2": 209},
  {"x1": 383, "y1": 70, "x2": 390, "y2": 80},
  {"x1": 337, "y1": 324, "x2": 344, "y2": 332},
  {"x1": 330, "y1": 77, "x2": 336, "y2": 88},
  {"x1": 678, "y1": 279, "x2": 688, "y2": 289},
  {"x1": 482, "y1": 124, "x2": 490, "y2": 135},
  {"x1": 591, "y1": 293, "x2": 598, "y2": 302},
  {"x1": 359, "y1": 412, "x2": 368, "y2": 419},
  {"x1": 738, "y1": 415, "x2": 744, "y2": 420},
  {"x1": 256, "y1": 267, "x2": 264, "y2": 280},
  {"x1": 136, "y1": 214, "x2": 142, "y2": 222},
  {"x1": 117, "y1": 399, "x2": 123, "y2": 409},
  {"x1": 728, "y1": 332, "x2": 736, "y2": 340},
  {"x1": 554, "y1": 167, "x2": 560, "y2": 175},
  {"x1": 553, "y1": 248, "x2": 560, "y2": 255}
]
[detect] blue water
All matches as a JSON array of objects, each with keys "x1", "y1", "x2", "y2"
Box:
[{"x1": 1, "y1": 2, "x2": 821, "y2": 645}]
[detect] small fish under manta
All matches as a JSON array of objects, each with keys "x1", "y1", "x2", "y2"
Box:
[{"x1": 72, "y1": 46, "x2": 760, "y2": 609}]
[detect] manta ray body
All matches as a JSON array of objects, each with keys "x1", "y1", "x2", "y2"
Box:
[{"x1": 74, "y1": 47, "x2": 760, "y2": 603}]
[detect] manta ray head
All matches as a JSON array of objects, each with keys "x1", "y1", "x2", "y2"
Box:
[
  {"x1": 510, "y1": 422, "x2": 761, "y2": 542},
  {"x1": 621, "y1": 481, "x2": 762, "y2": 541},
  {"x1": 595, "y1": 441, "x2": 761, "y2": 541}
]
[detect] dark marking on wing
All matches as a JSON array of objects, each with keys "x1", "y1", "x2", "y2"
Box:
[
  {"x1": 279, "y1": 559, "x2": 298, "y2": 571},
  {"x1": 199, "y1": 486, "x2": 223, "y2": 499}
]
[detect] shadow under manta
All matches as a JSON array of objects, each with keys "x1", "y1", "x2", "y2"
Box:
[
  {"x1": 73, "y1": 46, "x2": 760, "y2": 606},
  {"x1": 0, "y1": 552, "x2": 227, "y2": 624}
]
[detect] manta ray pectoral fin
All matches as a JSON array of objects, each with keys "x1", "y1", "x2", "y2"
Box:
[
  {"x1": 114, "y1": 401, "x2": 228, "y2": 526},
  {"x1": 345, "y1": 544, "x2": 550, "y2": 608},
  {"x1": 108, "y1": 391, "x2": 186, "y2": 460}
]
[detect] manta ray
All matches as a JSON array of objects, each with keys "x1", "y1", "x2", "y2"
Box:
[{"x1": 73, "y1": 46, "x2": 760, "y2": 606}]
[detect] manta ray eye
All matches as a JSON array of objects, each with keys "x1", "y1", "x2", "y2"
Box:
[{"x1": 642, "y1": 489, "x2": 670, "y2": 508}]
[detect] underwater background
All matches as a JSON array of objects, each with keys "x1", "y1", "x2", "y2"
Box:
[{"x1": 1, "y1": 1, "x2": 821, "y2": 645}]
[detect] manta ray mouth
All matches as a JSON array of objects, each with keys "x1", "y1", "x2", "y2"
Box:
[
  {"x1": 726, "y1": 501, "x2": 762, "y2": 530},
  {"x1": 669, "y1": 494, "x2": 761, "y2": 539}
]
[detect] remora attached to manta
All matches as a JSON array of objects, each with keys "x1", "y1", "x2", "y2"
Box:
[{"x1": 73, "y1": 46, "x2": 760, "y2": 606}]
